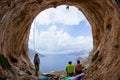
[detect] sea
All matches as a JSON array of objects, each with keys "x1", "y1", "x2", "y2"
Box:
[
  {"x1": 39, "y1": 54, "x2": 86, "y2": 73},
  {"x1": 29, "y1": 49, "x2": 89, "y2": 73}
]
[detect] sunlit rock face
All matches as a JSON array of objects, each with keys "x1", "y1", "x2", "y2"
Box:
[{"x1": 0, "y1": 0, "x2": 120, "y2": 80}]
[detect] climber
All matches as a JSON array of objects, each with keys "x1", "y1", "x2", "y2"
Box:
[
  {"x1": 66, "y1": 61, "x2": 74, "y2": 77},
  {"x1": 66, "y1": 5, "x2": 69, "y2": 10},
  {"x1": 75, "y1": 60, "x2": 83, "y2": 75},
  {"x1": 34, "y1": 53, "x2": 40, "y2": 76}
]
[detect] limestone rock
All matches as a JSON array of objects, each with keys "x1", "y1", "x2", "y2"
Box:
[{"x1": 0, "y1": 0, "x2": 120, "y2": 80}]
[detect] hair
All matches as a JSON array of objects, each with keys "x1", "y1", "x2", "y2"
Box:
[
  {"x1": 35, "y1": 53, "x2": 38, "y2": 56},
  {"x1": 68, "y1": 61, "x2": 72, "y2": 64},
  {"x1": 77, "y1": 60, "x2": 80, "y2": 63},
  {"x1": 35, "y1": 53, "x2": 38, "y2": 58}
]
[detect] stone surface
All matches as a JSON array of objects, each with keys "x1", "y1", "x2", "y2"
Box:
[{"x1": 0, "y1": 0, "x2": 120, "y2": 80}]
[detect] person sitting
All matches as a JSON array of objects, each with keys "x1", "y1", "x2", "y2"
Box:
[
  {"x1": 75, "y1": 60, "x2": 83, "y2": 75},
  {"x1": 66, "y1": 61, "x2": 74, "y2": 77}
]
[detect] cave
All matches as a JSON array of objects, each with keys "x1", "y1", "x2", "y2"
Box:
[{"x1": 0, "y1": 0, "x2": 120, "y2": 80}]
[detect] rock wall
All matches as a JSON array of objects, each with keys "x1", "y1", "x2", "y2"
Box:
[{"x1": 0, "y1": 0, "x2": 120, "y2": 80}]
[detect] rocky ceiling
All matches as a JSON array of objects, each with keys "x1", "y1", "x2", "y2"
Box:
[{"x1": 0, "y1": 0, "x2": 120, "y2": 80}]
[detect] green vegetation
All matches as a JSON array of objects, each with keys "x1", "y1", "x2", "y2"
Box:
[{"x1": 0, "y1": 54, "x2": 11, "y2": 69}]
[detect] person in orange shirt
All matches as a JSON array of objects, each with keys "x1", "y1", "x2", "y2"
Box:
[{"x1": 75, "y1": 60, "x2": 83, "y2": 75}]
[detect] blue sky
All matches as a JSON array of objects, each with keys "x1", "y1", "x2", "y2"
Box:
[{"x1": 29, "y1": 5, "x2": 93, "y2": 54}]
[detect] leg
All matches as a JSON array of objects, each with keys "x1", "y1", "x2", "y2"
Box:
[{"x1": 35, "y1": 63, "x2": 39, "y2": 76}]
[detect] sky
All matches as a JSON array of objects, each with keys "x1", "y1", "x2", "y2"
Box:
[{"x1": 28, "y1": 5, "x2": 93, "y2": 54}]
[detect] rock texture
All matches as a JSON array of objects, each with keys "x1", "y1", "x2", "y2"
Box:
[{"x1": 0, "y1": 0, "x2": 120, "y2": 80}]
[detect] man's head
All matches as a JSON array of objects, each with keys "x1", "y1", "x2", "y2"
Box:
[
  {"x1": 77, "y1": 60, "x2": 80, "y2": 63},
  {"x1": 68, "y1": 61, "x2": 72, "y2": 64},
  {"x1": 35, "y1": 53, "x2": 38, "y2": 57}
]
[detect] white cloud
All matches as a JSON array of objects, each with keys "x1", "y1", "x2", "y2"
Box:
[
  {"x1": 29, "y1": 25, "x2": 93, "y2": 54},
  {"x1": 29, "y1": 5, "x2": 93, "y2": 54},
  {"x1": 35, "y1": 5, "x2": 86, "y2": 25}
]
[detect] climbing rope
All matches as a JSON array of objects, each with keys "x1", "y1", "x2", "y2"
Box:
[
  {"x1": 65, "y1": 0, "x2": 69, "y2": 10},
  {"x1": 33, "y1": 18, "x2": 36, "y2": 52}
]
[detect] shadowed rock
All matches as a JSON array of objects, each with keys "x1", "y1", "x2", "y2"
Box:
[{"x1": 0, "y1": 0, "x2": 120, "y2": 80}]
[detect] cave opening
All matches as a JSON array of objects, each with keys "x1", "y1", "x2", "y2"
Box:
[
  {"x1": 0, "y1": 0, "x2": 120, "y2": 79},
  {"x1": 28, "y1": 5, "x2": 93, "y2": 73}
]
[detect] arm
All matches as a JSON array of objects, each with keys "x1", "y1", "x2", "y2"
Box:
[
  {"x1": 38, "y1": 57, "x2": 40, "y2": 64},
  {"x1": 66, "y1": 65, "x2": 68, "y2": 73}
]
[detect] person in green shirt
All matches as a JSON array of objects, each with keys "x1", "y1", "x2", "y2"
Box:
[{"x1": 66, "y1": 61, "x2": 74, "y2": 77}]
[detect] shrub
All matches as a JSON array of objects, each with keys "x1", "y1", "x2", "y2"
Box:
[{"x1": 0, "y1": 54, "x2": 11, "y2": 69}]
